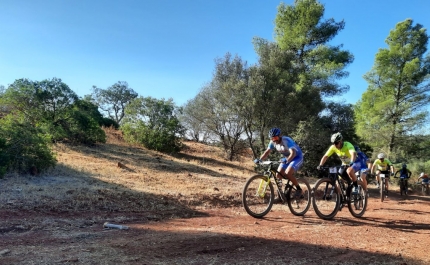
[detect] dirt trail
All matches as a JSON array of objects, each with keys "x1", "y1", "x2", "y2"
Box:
[{"x1": 1, "y1": 189, "x2": 430, "y2": 265}]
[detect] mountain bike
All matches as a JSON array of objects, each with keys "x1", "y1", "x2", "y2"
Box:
[
  {"x1": 417, "y1": 180, "x2": 430, "y2": 195},
  {"x1": 242, "y1": 161, "x2": 311, "y2": 218},
  {"x1": 377, "y1": 173, "x2": 389, "y2": 202},
  {"x1": 312, "y1": 165, "x2": 367, "y2": 220},
  {"x1": 394, "y1": 175, "x2": 409, "y2": 196}
]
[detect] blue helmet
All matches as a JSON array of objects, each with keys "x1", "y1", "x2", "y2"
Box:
[{"x1": 268, "y1": 128, "x2": 281, "y2": 138}]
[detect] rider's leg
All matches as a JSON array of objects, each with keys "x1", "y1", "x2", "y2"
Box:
[
  {"x1": 376, "y1": 170, "x2": 381, "y2": 184},
  {"x1": 347, "y1": 167, "x2": 357, "y2": 182},
  {"x1": 360, "y1": 170, "x2": 368, "y2": 191}
]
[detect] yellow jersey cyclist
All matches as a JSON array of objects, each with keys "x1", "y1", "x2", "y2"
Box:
[
  {"x1": 317, "y1": 132, "x2": 365, "y2": 195},
  {"x1": 370, "y1": 153, "x2": 394, "y2": 191}
]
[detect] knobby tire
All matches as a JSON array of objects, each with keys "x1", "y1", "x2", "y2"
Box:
[
  {"x1": 285, "y1": 178, "x2": 311, "y2": 216},
  {"x1": 242, "y1": 175, "x2": 274, "y2": 218},
  {"x1": 312, "y1": 178, "x2": 340, "y2": 220}
]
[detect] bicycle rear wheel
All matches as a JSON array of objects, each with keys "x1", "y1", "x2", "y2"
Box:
[
  {"x1": 285, "y1": 178, "x2": 311, "y2": 216},
  {"x1": 242, "y1": 175, "x2": 274, "y2": 218},
  {"x1": 348, "y1": 185, "x2": 367, "y2": 218},
  {"x1": 312, "y1": 178, "x2": 340, "y2": 220}
]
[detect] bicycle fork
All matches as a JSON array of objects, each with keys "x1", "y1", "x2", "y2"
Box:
[
  {"x1": 256, "y1": 177, "x2": 270, "y2": 198},
  {"x1": 323, "y1": 181, "x2": 336, "y2": 201}
]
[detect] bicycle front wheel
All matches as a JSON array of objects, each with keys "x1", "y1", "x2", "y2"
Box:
[
  {"x1": 312, "y1": 178, "x2": 340, "y2": 220},
  {"x1": 400, "y1": 180, "x2": 406, "y2": 196},
  {"x1": 380, "y1": 179, "x2": 385, "y2": 202},
  {"x1": 348, "y1": 185, "x2": 367, "y2": 218},
  {"x1": 242, "y1": 175, "x2": 274, "y2": 218},
  {"x1": 285, "y1": 178, "x2": 311, "y2": 216}
]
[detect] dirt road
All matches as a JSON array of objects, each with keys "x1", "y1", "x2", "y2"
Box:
[{"x1": 1, "y1": 188, "x2": 429, "y2": 265}]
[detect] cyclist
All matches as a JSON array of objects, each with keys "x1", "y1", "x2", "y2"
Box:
[
  {"x1": 370, "y1": 153, "x2": 394, "y2": 192},
  {"x1": 254, "y1": 128, "x2": 303, "y2": 201},
  {"x1": 394, "y1": 163, "x2": 411, "y2": 194},
  {"x1": 355, "y1": 146, "x2": 371, "y2": 194},
  {"x1": 418, "y1": 172, "x2": 429, "y2": 191},
  {"x1": 317, "y1": 132, "x2": 363, "y2": 195}
]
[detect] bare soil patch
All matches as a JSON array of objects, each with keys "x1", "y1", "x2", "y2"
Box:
[{"x1": 1, "y1": 132, "x2": 429, "y2": 264}]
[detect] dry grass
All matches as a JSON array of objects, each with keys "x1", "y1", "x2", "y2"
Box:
[{"x1": 0, "y1": 128, "x2": 256, "y2": 221}]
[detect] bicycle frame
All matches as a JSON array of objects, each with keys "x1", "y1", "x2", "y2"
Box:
[
  {"x1": 258, "y1": 162, "x2": 294, "y2": 202},
  {"x1": 394, "y1": 175, "x2": 408, "y2": 196},
  {"x1": 321, "y1": 166, "x2": 353, "y2": 208},
  {"x1": 312, "y1": 165, "x2": 367, "y2": 220},
  {"x1": 243, "y1": 160, "x2": 311, "y2": 218}
]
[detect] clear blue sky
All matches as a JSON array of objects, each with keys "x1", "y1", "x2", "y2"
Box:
[{"x1": 1, "y1": 0, "x2": 429, "y2": 106}]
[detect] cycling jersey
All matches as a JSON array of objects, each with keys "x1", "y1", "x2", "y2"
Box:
[
  {"x1": 324, "y1": 141, "x2": 355, "y2": 165},
  {"x1": 395, "y1": 168, "x2": 411, "y2": 179},
  {"x1": 268, "y1": 136, "x2": 303, "y2": 171},
  {"x1": 268, "y1": 136, "x2": 303, "y2": 158},
  {"x1": 373, "y1": 158, "x2": 393, "y2": 171}
]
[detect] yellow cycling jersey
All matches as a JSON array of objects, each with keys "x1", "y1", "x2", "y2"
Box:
[
  {"x1": 373, "y1": 159, "x2": 393, "y2": 171},
  {"x1": 324, "y1": 141, "x2": 356, "y2": 165}
]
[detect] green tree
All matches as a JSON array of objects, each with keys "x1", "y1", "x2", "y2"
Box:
[
  {"x1": 274, "y1": 0, "x2": 353, "y2": 97},
  {"x1": 247, "y1": 0, "x2": 353, "y2": 161},
  {"x1": 186, "y1": 53, "x2": 250, "y2": 160},
  {"x1": 355, "y1": 19, "x2": 430, "y2": 155},
  {"x1": 122, "y1": 96, "x2": 183, "y2": 153},
  {"x1": 91, "y1": 81, "x2": 138, "y2": 124},
  {"x1": 2, "y1": 78, "x2": 106, "y2": 145},
  {"x1": 0, "y1": 115, "x2": 56, "y2": 176}
]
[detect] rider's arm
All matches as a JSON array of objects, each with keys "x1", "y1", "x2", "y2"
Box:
[
  {"x1": 259, "y1": 148, "x2": 272, "y2": 161},
  {"x1": 285, "y1": 148, "x2": 296, "y2": 163},
  {"x1": 319, "y1": 155, "x2": 329, "y2": 166},
  {"x1": 349, "y1": 150, "x2": 357, "y2": 164}
]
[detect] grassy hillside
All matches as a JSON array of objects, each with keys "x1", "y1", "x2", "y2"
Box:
[{"x1": 0, "y1": 128, "x2": 255, "y2": 221}]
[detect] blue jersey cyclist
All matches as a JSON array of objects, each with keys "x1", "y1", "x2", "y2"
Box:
[
  {"x1": 355, "y1": 146, "x2": 371, "y2": 193},
  {"x1": 317, "y1": 132, "x2": 364, "y2": 195},
  {"x1": 255, "y1": 128, "x2": 303, "y2": 200}
]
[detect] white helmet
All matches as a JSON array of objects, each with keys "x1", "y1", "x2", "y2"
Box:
[
  {"x1": 377, "y1": 153, "x2": 385, "y2": 159},
  {"x1": 420, "y1": 172, "x2": 424, "y2": 177}
]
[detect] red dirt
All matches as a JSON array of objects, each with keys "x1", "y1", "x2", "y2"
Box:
[{"x1": 1, "y1": 189, "x2": 429, "y2": 265}]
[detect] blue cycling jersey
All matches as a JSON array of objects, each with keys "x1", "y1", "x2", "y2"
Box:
[{"x1": 268, "y1": 136, "x2": 303, "y2": 158}]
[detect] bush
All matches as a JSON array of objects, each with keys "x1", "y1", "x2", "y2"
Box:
[{"x1": 0, "y1": 116, "x2": 56, "y2": 176}]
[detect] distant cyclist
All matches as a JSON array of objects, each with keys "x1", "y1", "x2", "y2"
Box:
[
  {"x1": 394, "y1": 163, "x2": 411, "y2": 194},
  {"x1": 355, "y1": 146, "x2": 371, "y2": 194},
  {"x1": 254, "y1": 128, "x2": 303, "y2": 201},
  {"x1": 418, "y1": 172, "x2": 429, "y2": 190},
  {"x1": 371, "y1": 153, "x2": 394, "y2": 192},
  {"x1": 317, "y1": 132, "x2": 363, "y2": 195}
]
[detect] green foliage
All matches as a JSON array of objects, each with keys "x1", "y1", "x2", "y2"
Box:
[
  {"x1": 0, "y1": 115, "x2": 56, "y2": 175},
  {"x1": 122, "y1": 97, "x2": 183, "y2": 153},
  {"x1": 355, "y1": 19, "x2": 430, "y2": 157},
  {"x1": 0, "y1": 137, "x2": 8, "y2": 177},
  {"x1": 3, "y1": 78, "x2": 106, "y2": 145},
  {"x1": 91, "y1": 81, "x2": 138, "y2": 124}
]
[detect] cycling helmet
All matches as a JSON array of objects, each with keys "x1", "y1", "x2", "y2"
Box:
[
  {"x1": 331, "y1": 132, "x2": 343, "y2": 143},
  {"x1": 268, "y1": 128, "x2": 281, "y2": 138},
  {"x1": 402, "y1": 163, "x2": 407, "y2": 168},
  {"x1": 377, "y1": 153, "x2": 385, "y2": 159},
  {"x1": 420, "y1": 172, "x2": 424, "y2": 177}
]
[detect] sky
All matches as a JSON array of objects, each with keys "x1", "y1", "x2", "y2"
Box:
[{"x1": 1, "y1": 0, "x2": 429, "y2": 107}]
